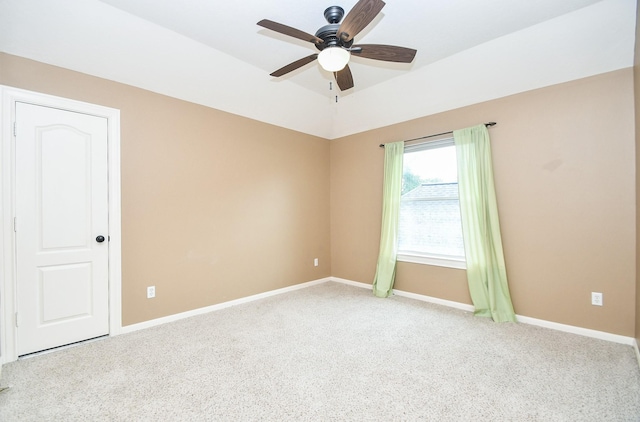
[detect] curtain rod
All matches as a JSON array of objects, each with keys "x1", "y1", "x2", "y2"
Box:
[{"x1": 378, "y1": 122, "x2": 497, "y2": 148}]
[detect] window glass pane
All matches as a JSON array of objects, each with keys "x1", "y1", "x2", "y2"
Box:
[
  {"x1": 403, "y1": 142, "x2": 457, "y2": 189},
  {"x1": 398, "y1": 142, "x2": 465, "y2": 259}
]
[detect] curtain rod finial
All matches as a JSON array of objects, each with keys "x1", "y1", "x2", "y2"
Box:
[{"x1": 486, "y1": 122, "x2": 497, "y2": 127}]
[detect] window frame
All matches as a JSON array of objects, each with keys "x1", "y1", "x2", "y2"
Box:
[{"x1": 397, "y1": 137, "x2": 466, "y2": 270}]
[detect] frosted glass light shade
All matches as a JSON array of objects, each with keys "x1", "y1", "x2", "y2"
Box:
[{"x1": 317, "y1": 47, "x2": 350, "y2": 72}]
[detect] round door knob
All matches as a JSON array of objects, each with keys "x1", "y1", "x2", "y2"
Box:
[{"x1": 96, "y1": 235, "x2": 106, "y2": 243}]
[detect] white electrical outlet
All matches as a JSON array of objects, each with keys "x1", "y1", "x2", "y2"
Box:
[
  {"x1": 591, "y1": 292, "x2": 603, "y2": 306},
  {"x1": 147, "y1": 286, "x2": 156, "y2": 299},
  {"x1": 314, "y1": 258, "x2": 319, "y2": 267}
]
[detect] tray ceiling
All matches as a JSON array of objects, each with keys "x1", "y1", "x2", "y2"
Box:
[{"x1": 0, "y1": 0, "x2": 635, "y2": 138}]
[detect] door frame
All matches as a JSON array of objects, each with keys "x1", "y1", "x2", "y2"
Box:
[{"x1": 0, "y1": 86, "x2": 122, "y2": 363}]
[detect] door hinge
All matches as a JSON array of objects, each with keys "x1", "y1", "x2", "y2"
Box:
[
  {"x1": 13, "y1": 217, "x2": 17, "y2": 232},
  {"x1": 15, "y1": 312, "x2": 18, "y2": 328},
  {"x1": 13, "y1": 121, "x2": 17, "y2": 137}
]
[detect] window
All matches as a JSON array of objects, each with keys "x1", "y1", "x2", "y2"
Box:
[{"x1": 397, "y1": 138, "x2": 466, "y2": 269}]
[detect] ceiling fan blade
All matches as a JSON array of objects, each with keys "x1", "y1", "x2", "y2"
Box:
[
  {"x1": 257, "y1": 19, "x2": 323, "y2": 44},
  {"x1": 270, "y1": 54, "x2": 318, "y2": 77},
  {"x1": 351, "y1": 44, "x2": 417, "y2": 63},
  {"x1": 338, "y1": 0, "x2": 386, "y2": 43},
  {"x1": 334, "y1": 65, "x2": 354, "y2": 91}
]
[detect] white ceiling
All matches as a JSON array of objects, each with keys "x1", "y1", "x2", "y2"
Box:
[{"x1": 0, "y1": 0, "x2": 636, "y2": 139}]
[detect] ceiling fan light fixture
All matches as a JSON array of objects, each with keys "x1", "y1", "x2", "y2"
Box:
[{"x1": 318, "y1": 47, "x2": 350, "y2": 72}]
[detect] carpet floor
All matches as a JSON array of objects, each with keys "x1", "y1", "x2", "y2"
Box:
[{"x1": 1, "y1": 281, "x2": 639, "y2": 421}]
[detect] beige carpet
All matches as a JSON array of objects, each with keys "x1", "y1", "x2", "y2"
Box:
[{"x1": 1, "y1": 281, "x2": 639, "y2": 421}]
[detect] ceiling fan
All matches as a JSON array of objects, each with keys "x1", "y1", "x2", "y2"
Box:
[{"x1": 257, "y1": 0, "x2": 417, "y2": 91}]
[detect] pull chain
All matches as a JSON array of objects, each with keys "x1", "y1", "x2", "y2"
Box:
[{"x1": 329, "y1": 81, "x2": 339, "y2": 103}]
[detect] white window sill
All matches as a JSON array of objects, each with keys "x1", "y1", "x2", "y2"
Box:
[{"x1": 397, "y1": 253, "x2": 466, "y2": 270}]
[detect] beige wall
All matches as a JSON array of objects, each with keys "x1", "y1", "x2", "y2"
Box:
[
  {"x1": 0, "y1": 53, "x2": 331, "y2": 326},
  {"x1": 1, "y1": 52, "x2": 637, "y2": 338},
  {"x1": 331, "y1": 69, "x2": 636, "y2": 336}
]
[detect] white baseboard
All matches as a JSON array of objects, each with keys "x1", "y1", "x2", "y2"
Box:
[
  {"x1": 329, "y1": 277, "x2": 635, "y2": 347},
  {"x1": 120, "y1": 277, "x2": 331, "y2": 334},
  {"x1": 330, "y1": 276, "x2": 475, "y2": 312},
  {"x1": 120, "y1": 276, "x2": 636, "y2": 351},
  {"x1": 392, "y1": 289, "x2": 476, "y2": 313},
  {"x1": 515, "y1": 315, "x2": 634, "y2": 346},
  {"x1": 329, "y1": 277, "x2": 371, "y2": 290}
]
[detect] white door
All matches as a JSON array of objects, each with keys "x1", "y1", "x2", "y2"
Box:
[{"x1": 15, "y1": 102, "x2": 110, "y2": 356}]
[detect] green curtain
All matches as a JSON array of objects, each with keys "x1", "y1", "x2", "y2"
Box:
[
  {"x1": 453, "y1": 125, "x2": 516, "y2": 322},
  {"x1": 372, "y1": 141, "x2": 404, "y2": 298}
]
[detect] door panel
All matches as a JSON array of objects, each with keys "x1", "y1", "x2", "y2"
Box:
[
  {"x1": 16, "y1": 102, "x2": 109, "y2": 356},
  {"x1": 40, "y1": 126, "x2": 91, "y2": 249},
  {"x1": 40, "y1": 263, "x2": 93, "y2": 323}
]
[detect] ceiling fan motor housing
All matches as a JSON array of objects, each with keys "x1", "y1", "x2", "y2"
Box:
[{"x1": 315, "y1": 7, "x2": 353, "y2": 52}]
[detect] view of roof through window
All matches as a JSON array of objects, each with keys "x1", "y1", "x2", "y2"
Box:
[{"x1": 399, "y1": 143, "x2": 465, "y2": 259}]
